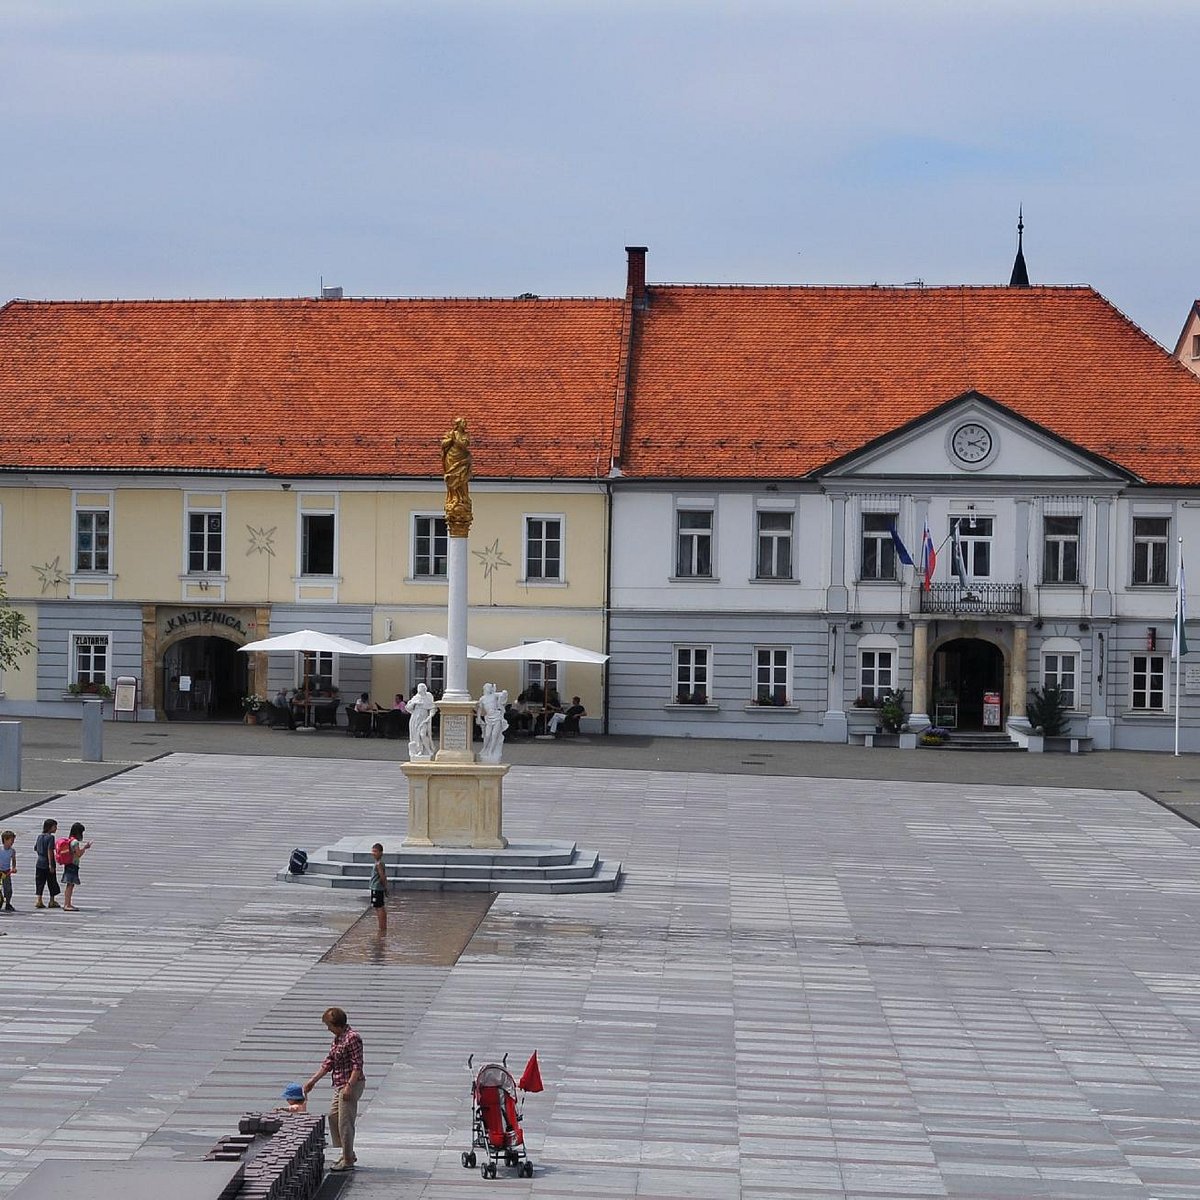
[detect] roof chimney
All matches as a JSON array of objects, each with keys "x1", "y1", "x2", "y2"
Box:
[
  {"x1": 625, "y1": 246, "x2": 648, "y2": 307},
  {"x1": 321, "y1": 285, "x2": 344, "y2": 300}
]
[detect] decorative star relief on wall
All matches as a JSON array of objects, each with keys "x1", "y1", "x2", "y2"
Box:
[
  {"x1": 472, "y1": 538, "x2": 511, "y2": 605},
  {"x1": 33, "y1": 555, "x2": 67, "y2": 595},
  {"x1": 245, "y1": 525, "x2": 277, "y2": 557}
]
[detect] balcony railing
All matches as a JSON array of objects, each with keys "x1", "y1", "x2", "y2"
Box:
[{"x1": 918, "y1": 582, "x2": 1024, "y2": 616}]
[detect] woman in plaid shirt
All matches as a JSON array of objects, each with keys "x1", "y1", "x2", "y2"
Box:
[{"x1": 303, "y1": 1006, "x2": 365, "y2": 1171}]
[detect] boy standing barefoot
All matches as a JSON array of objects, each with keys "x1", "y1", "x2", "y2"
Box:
[{"x1": 370, "y1": 842, "x2": 388, "y2": 933}]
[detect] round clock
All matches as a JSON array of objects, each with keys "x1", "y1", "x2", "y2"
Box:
[{"x1": 951, "y1": 421, "x2": 993, "y2": 464}]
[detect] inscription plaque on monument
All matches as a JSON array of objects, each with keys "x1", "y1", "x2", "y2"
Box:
[{"x1": 442, "y1": 713, "x2": 469, "y2": 750}]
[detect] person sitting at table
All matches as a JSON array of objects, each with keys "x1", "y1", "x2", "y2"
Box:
[
  {"x1": 273, "y1": 687, "x2": 298, "y2": 730},
  {"x1": 548, "y1": 697, "x2": 585, "y2": 737},
  {"x1": 354, "y1": 692, "x2": 379, "y2": 713},
  {"x1": 392, "y1": 693, "x2": 408, "y2": 712}
]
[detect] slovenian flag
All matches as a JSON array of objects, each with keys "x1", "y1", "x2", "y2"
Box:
[
  {"x1": 920, "y1": 521, "x2": 937, "y2": 591},
  {"x1": 1175, "y1": 544, "x2": 1189, "y2": 660},
  {"x1": 887, "y1": 521, "x2": 914, "y2": 567}
]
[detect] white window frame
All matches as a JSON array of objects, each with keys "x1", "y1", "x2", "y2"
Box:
[
  {"x1": 523, "y1": 514, "x2": 564, "y2": 583},
  {"x1": 674, "y1": 644, "x2": 712, "y2": 704},
  {"x1": 185, "y1": 495, "x2": 225, "y2": 575},
  {"x1": 950, "y1": 515, "x2": 993, "y2": 579},
  {"x1": 70, "y1": 631, "x2": 111, "y2": 689},
  {"x1": 412, "y1": 654, "x2": 446, "y2": 699},
  {"x1": 1042, "y1": 515, "x2": 1081, "y2": 584},
  {"x1": 1042, "y1": 650, "x2": 1079, "y2": 709},
  {"x1": 675, "y1": 503, "x2": 715, "y2": 579},
  {"x1": 523, "y1": 659, "x2": 560, "y2": 704},
  {"x1": 752, "y1": 646, "x2": 790, "y2": 704},
  {"x1": 1131, "y1": 653, "x2": 1166, "y2": 711},
  {"x1": 412, "y1": 513, "x2": 448, "y2": 580},
  {"x1": 755, "y1": 508, "x2": 793, "y2": 580},
  {"x1": 299, "y1": 508, "x2": 337, "y2": 578},
  {"x1": 74, "y1": 503, "x2": 112, "y2": 573},
  {"x1": 294, "y1": 650, "x2": 338, "y2": 691},
  {"x1": 858, "y1": 648, "x2": 895, "y2": 704},
  {"x1": 860, "y1": 512, "x2": 899, "y2": 582},
  {"x1": 1132, "y1": 516, "x2": 1170, "y2": 586}
]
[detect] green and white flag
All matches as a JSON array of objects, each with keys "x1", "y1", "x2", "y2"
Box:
[{"x1": 1174, "y1": 544, "x2": 1189, "y2": 660}]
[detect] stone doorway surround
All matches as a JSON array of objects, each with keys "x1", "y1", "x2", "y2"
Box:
[{"x1": 910, "y1": 617, "x2": 1030, "y2": 730}]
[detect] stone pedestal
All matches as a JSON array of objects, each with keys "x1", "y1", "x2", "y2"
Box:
[
  {"x1": 434, "y1": 698, "x2": 477, "y2": 764},
  {"x1": 401, "y1": 760, "x2": 509, "y2": 849}
]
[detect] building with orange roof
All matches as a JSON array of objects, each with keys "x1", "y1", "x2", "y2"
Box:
[
  {"x1": 4, "y1": 243, "x2": 1200, "y2": 752},
  {"x1": 607, "y1": 245, "x2": 1200, "y2": 752},
  {"x1": 0, "y1": 296, "x2": 622, "y2": 723},
  {"x1": 1175, "y1": 298, "x2": 1200, "y2": 379}
]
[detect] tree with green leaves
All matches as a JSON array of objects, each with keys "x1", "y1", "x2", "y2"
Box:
[{"x1": 0, "y1": 580, "x2": 34, "y2": 673}]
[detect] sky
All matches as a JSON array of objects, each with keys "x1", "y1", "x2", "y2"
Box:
[{"x1": 1, "y1": 0, "x2": 1197, "y2": 349}]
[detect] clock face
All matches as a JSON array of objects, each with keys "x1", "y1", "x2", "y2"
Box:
[{"x1": 951, "y1": 422, "x2": 993, "y2": 464}]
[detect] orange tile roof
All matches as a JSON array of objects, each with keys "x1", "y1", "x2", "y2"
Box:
[
  {"x1": 0, "y1": 298, "x2": 625, "y2": 478},
  {"x1": 621, "y1": 285, "x2": 1200, "y2": 484}
]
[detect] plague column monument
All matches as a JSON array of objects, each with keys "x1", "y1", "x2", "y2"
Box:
[{"x1": 401, "y1": 419, "x2": 509, "y2": 848}]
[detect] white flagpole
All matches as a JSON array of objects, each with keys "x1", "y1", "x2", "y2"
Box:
[{"x1": 1176, "y1": 536, "x2": 1183, "y2": 757}]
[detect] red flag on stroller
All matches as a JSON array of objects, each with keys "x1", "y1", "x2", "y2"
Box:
[{"x1": 518, "y1": 1051, "x2": 543, "y2": 1093}]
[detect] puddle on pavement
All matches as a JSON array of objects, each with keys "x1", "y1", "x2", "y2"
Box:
[{"x1": 320, "y1": 891, "x2": 495, "y2": 966}]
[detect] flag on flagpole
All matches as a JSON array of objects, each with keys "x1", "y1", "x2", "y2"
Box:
[
  {"x1": 952, "y1": 521, "x2": 972, "y2": 586},
  {"x1": 920, "y1": 521, "x2": 937, "y2": 591},
  {"x1": 1174, "y1": 544, "x2": 1189, "y2": 660},
  {"x1": 518, "y1": 1050, "x2": 544, "y2": 1093},
  {"x1": 887, "y1": 521, "x2": 914, "y2": 568}
]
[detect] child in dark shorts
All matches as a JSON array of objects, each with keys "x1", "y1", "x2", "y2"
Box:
[{"x1": 369, "y1": 842, "x2": 387, "y2": 933}]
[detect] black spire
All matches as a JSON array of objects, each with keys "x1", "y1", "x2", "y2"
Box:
[{"x1": 1009, "y1": 207, "x2": 1030, "y2": 287}]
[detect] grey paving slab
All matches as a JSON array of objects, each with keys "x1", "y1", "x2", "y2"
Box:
[{"x1": 3, "y1": 753, "x2": 1200, "y2": 1196}]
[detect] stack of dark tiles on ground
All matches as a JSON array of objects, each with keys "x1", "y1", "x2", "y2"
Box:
[{"x1": 207, "y1": 1112, "x2": 326, "y2": 1200}]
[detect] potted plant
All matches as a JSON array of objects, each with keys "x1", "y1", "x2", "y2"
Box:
[
  {"x1": 1027, "y1": 683, "x2": 1069, "y2": 738},
  {"x1": 920, "y1": 725, "x2": 950, "y2": 746},
  {"x1": 67, "y1": 680, "x2": 113, "y2": 699},
  {"x1": 877, "y1": 688, "x2": 908, "y2": 734},
  {"x1": 241, "y1": 694, "x2": 264, "y2": 724}
]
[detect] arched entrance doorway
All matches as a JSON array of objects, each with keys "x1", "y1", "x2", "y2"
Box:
[
  {"x1": 932, "y1": 637, "x2": 1004, "y2": 730},
  {"x1": 162, "y1": 636, "x2": 248, "y2": 721}
]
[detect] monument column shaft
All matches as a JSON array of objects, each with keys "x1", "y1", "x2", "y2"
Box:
[{"x1": 444, "y1": 536, "x2": 470, "y2": 702}]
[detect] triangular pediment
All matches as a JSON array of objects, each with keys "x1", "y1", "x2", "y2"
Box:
[{"x1": 820, "y1": 392, "x2": 1137, "y2": 483}]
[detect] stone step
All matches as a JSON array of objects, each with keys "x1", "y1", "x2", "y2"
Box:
[{"x1": 276, "y1": 836, "x2": 621, "y2": 894}]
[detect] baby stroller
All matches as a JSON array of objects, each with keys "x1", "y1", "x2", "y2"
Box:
[{"x1": 461, "y1": 1055, "x2": 534, "y2": 1179}]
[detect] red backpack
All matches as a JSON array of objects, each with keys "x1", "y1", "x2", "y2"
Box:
[{"x1": 54, "y1": 837, "x2": 74, "y2": 866}]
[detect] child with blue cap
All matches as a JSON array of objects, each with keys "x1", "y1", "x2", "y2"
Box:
[{"x1": 279, "y1": 1082, "x2": 307, "y2": 1113}]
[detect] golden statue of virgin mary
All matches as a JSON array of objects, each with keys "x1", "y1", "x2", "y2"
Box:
[{"x1": 441, "y1": 417, "x2": 473, "y2": 536}]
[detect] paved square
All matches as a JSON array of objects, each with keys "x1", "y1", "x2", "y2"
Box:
[{"x1": 3, "y1": 754, "x2": 1200, "y2": 1198}]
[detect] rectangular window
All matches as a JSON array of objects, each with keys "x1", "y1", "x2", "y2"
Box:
[
  {"x1": 1043, "y1": 653, "x2": 1078, "y2": 709},
  {"x1": 1131, "y1": 653, "x2": 1166, "y2": 710},
  {"x1": 1192, "y1": 333, "x2": 1200, "y2": 359},
  {"x1": 950, "y1": 516, "x2": 992, "y2": 579},
  {"x1": 754, "y1": 647, "x2": 789, "y2": 704},
  {"x1": 75, "y1": 510, "x2": 110, "y2": 572},
  {"x1": 861, "y1": 513, "x2": 898, "y2": 581},
  {"x1": 301, "y1": 513, "x2": 335, "y2": 576},
  {"x1": 525, "y1": 517, "x2": 562, "y2": 581},
  {"x1": 1133, "y1": 517, "x2": 1169, "y2": 585},
  {"x1": 675, "y1": 645, "x2": 711, "y2": 704},
  {"x1": 676, "y1": 509, "x2": 713, "y2": 578},
  {"x1": 413, "y1": 515, "x2": 448, "y2": 578},
  {"x1": 187, "y1": 512, "x2": 223, "y2": 573},
  {"x1": 298, "y1": 652, "x2": 336, "y2": 691},
  {"x1": 71, "y1": 633, "x2": 110, "y2": 687},
  {"x1": 755, "y1": 510, "x2": 793, "y2": 579},
  {"x1": 1042, "y1": 516, "x2": 1080, "y2": 584},
  {"x1": 413, "y1": 654, "x2": 446, "y2": 699},
  {"x1": 859, "y1": 649, "x2": 894, "y2": 704},
  {"x1": 524, "y1": 660, "x2": 559, "y2": 704}
]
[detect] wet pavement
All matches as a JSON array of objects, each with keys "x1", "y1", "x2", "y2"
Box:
[{"x1": 321, "y1": 893, "x2": 495, "y2": 967}]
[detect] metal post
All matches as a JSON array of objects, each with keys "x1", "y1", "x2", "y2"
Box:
[
  {"x1": 81, "y1": 698, "x2": 104, "y2": 763},
  {"x1": 0, "y1": 721, "x2": 20, "y2": 792}
]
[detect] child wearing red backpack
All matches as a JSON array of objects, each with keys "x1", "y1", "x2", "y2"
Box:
[{"x1": 58, "y1": 823, "x2": 92, "y2": 912}]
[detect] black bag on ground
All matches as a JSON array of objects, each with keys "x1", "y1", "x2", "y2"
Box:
[{"x1": 288, "y1": 848, "x2": 308, "y2": 875}]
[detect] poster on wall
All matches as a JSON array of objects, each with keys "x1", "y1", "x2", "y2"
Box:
[{"x1": 982, "y1": 691, "x2": 1001, "y2": 728}]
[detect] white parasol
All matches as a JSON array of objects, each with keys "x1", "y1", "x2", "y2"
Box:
[
  {"x1": 239, "y1": 629, "x2": 370, "y2": 654},
  {"x1": 483, "y1": 638, "x2": 609, "y2": 666},
  {"x1": 364, "y1": 632, "x2": 488, "y2": 659}
]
